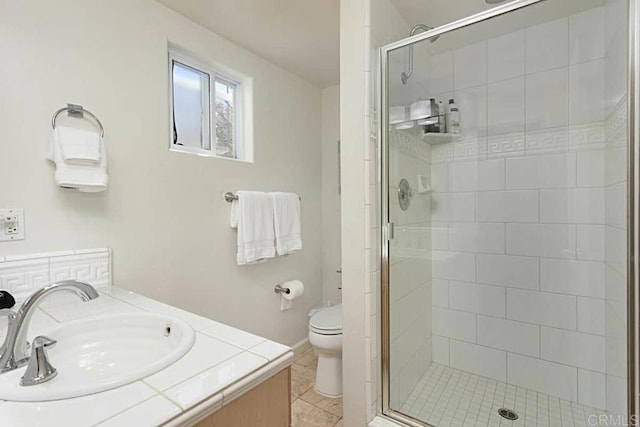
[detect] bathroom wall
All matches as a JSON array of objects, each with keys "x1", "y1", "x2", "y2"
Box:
[
  {"x1": 322, "y1": 85, "x2": 343, "y2": 306},
  {"x1": 0, "y1": 0, "x2": 323, "y2": 346},
  {"x1": 338, "y1": 0, "x2": 416, "y2": 422},
  {"x1": 603, "y1": 0, "x2": 629, "y2": 416},
  {"x1": 427, "y1": 6, "x2": 615, "y2": 411}
]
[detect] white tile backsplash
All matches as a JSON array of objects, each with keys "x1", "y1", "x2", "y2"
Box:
[{"x1": 0, "y1": 249, "x2": 110, "y2": 300}]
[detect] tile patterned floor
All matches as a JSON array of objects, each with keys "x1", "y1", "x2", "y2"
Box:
[
  {"x1": 400, "y1": 363, "x2": 607, "y2": 427},
  {"x1": 291, "y1": 343, "x2": 343, "y2": 427}
]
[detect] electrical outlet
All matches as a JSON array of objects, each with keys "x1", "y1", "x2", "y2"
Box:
[{"x1": 0, "y1": 209, "x2": 24, "y2": 242}]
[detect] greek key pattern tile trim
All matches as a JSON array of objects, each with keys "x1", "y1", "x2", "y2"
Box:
[{"x1": 0, "y1": 249, "x2": 111, "y2": 300}]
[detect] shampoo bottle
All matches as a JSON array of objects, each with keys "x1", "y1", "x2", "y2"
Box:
[
  {"x1": 438, "y1": 101, "x2": 446, "y2": 133},
  {"x1": 446, "y1": 99, "x2": 460, "y2": 134}
]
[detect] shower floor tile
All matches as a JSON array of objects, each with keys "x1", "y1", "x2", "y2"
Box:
[{"x1": 399, "y1": 363, "x2": 607, "y2": 427}]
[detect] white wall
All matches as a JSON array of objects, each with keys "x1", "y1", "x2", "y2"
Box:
[
  {"x1": 0, "y1": 0, "x2": 323, "y2": 346},
  {"x1": 338, "y1": 0, "x2": 414, "y2": 422},
  {"x1": 322, "y1": 85, "x2": 342, "y2": 306}
]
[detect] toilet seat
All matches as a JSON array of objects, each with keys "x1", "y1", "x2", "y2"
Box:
[{"x1": 309, "y1": 304, "x2": 342, "y2": 335}]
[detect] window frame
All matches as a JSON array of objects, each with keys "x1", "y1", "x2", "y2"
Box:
[{"x1": 168, "y1": 45, "x2": 250, "y2": 162}]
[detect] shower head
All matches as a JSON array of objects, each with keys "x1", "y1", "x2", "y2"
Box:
[
  {"x1": 409, "y1": 24, "x2": 439, "y2": 43},
  {"x1": 401, "y1": 24, "x2": 439, "y2": 85}
]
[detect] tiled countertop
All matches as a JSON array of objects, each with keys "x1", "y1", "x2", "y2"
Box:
[{"x1": 0, "y1": 286, "x2": 293, "y2": 426}]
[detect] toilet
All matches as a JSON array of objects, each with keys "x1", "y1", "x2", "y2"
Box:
[{"x1": 308, "y1": 303, "x2": 343, "y2": 397}]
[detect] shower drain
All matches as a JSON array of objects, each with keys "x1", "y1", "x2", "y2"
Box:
[{"x1": 498, "y1": 408, "x2": 519, "y2": 421}]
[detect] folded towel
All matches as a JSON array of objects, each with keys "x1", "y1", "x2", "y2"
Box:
[
  {"x1": 270, "y1": 192, "x2": 302, "y2": 255},
  {"x1": 230, "y1": 191, "x2": 276, "y2": 265},
  {"x1": 47, "y1": 130, "x2": 108, "y2": 192},
  {"x1": 55, "y1": 125, "x2": 101, "y2": 164}
]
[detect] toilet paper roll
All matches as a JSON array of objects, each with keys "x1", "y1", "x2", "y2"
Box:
[{"x1": 280, "y1": 280, "x2": 304, "y2": 311}]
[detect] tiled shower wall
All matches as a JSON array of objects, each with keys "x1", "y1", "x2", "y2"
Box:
[
  {"x1": 603, "y1": 0, "x2": 629, "y2": 416},
  {"x1": 389, "y1": 130, "x2": 432, "y2": 408},
  {"x1": 426, "y1": 6, "x2": 619, "y2": 412}
]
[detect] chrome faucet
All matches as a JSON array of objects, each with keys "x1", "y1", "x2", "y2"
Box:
[{"x1": 0, "y1": 280, "x2": 99, "y2": 374}]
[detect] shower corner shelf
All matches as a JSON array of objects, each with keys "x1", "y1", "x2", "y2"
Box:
[{"x1": 422, "y1": 132, "x2": 462, "y2": 145}]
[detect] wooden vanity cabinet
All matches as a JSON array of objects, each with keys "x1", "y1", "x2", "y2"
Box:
[{"x1": 195, "y1": 367, "x2": 291, "y2": 427}]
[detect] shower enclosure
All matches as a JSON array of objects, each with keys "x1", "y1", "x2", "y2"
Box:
[{"x1": 379, "y1": 0, "x2": 636, "y2": 425}]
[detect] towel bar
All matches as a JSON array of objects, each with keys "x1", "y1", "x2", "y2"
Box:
[
  {"x1": 224, "y1": 192, "x2": 301, "y2": 203},
  {"x1": 51, "y1": 104, "x2": 105, "y2": 137}
]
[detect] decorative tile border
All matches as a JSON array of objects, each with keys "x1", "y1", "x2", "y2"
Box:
[
  {"x1": 606, "y1": 95, "x2": 627, "y2": 143},
  {"x1": 526, "y1": 128, "x2": 569, "y2": 155},
  {"x1": 487, "y1": 132, "x2": 525, "y2": 158},
  {"x1": 390, "y1": 129, "x2": 431, "y2": 161},
  {"x1": 0, "y1": 249, "x2": 111, "y2": 300}
]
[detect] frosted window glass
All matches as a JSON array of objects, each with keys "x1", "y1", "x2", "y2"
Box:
[{"x1": 172, "y1": 61, "x2": 210, "y2": 150}]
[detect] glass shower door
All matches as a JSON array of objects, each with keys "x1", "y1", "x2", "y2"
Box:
[{"x1": 382, "y1": 1, "x2": 630, "y2": 425}]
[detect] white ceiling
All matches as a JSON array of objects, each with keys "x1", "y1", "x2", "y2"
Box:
[{"x1": 156, "y1": 0, "x2": 340, "y2": 88}]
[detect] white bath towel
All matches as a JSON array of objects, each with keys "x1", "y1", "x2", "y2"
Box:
[
  {"x1": 270, "y1": 192, "x2": 302, "y2": 255},
  {"x1": 230, "y1": 191, "x2": 276, "y2": 265},
  {"x1": 47, "y1": 130, "x2": 108, "y2": 192},
  {"x1": 56, "y1": 125, "x2": 101, "y2": 164}
]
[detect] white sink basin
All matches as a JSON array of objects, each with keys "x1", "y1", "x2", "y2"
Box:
[{"x1": 0, "y1": 313, "x2": 196, "y2": 401}]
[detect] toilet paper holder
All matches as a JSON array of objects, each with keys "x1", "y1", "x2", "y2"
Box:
[{"x1": 274, "y1": 284, "x2": 291, "y2": 295}]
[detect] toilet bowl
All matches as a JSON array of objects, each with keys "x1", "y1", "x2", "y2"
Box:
[{"x1": 308, "y1": 304, "x2": 342, "y2": 397}]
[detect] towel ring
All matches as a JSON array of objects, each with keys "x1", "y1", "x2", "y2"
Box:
[{"x1": 51, "y1": 104, "x2": 104, "y2": 137}]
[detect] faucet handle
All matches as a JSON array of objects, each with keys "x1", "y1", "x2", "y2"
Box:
[
  {"x1": 32, "y1": 336, "x2": 57, "y2": 349},
  {"x1": 20, "y1": 336, "x2": 57, "y2": 387}
]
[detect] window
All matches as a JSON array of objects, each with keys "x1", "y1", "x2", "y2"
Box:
[{"x1": 169, "y1": 47, "x2": 249, "y2": 161}]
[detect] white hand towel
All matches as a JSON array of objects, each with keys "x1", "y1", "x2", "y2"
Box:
[
  {"x1": 270, "y1": 192, "x2": 302, "y2": 255},
  {"x1": 230, "y1": 191, "x2": 276, "y2": 265},
  {"x1": 47, "y1": 130, "x2": 108, "y2": 192},
  {"x1": 56, "y1": 125, "x2": 101, "y2": 164}
]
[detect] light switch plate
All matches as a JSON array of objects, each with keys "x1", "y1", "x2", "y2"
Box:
[{"x1": 0, "y1": 209, "x2": 24, "y2": 242}]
